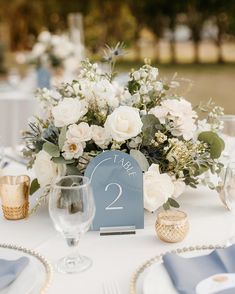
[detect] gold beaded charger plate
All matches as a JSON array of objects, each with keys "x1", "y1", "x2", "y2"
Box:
[
  {"x1": 129, "y1": 244, "x2": 225, "y2": 294},
  {"x1": 0, "y1": 243, "x2": 53, "y2": 294}
]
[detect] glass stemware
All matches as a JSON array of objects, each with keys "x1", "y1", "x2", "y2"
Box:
[
  {"x1": 223, "y1": 162, "x2": 235, "y2": 211},
  {"x1": 219, "y1": 115, "x2": 235, "y2": 165},
  {"x1": 222, "y1": 162, "x2": 235, "y2": 246},
  {"x1": 49, "y1": 175, "x2": 95, "y2": 274}
]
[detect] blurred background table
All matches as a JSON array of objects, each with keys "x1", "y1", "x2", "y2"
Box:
[{"x1": 0, "y1": 74, "x2": 37, "y2": 147}]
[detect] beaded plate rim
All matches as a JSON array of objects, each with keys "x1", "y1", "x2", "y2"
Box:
[
  {"x1": 129, "y1": 244, "x2": 226, "y2": 294},
  {"x1": 0, "y1": 243, "x2": 53, "y2": 294}
]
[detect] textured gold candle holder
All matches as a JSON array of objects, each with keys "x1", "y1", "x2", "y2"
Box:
[
  {"x1": 155, "y1": 210, "x2": 189, "y2": 243},
  {"x1": 0, "y1": 175, "x2": 30, "y2": 220}
]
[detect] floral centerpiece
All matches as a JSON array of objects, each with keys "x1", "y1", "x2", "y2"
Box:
[
  {"x1": 28, "y1": 31, "x2": 80, "y2": 71},
  {"x1": 23, "y1": 44, "x2": 225, "y2": 212}
]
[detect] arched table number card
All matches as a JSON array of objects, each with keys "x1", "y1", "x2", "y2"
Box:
[{"x1": 85, "y1": 150, "x2": 144, "y2": 232}]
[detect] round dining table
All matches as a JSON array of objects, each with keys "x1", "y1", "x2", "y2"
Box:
[{"x1": 0, "y1": 157, "x2": 233, "y2": 294}]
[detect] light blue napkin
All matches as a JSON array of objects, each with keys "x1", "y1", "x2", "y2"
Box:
[
  {"x1": 163, "y1": 245, "x2": 235, "y2": 294},
  {"x1": 0, "y1": 257, "x2": 29, "y2": 290}
]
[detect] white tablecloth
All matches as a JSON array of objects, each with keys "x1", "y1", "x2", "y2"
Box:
[
  {"x1": 0, "y1": 90, "x2": 37, "y2": 147},
  {"x1": 0, "y1": 72, "x2": 38, "y2": 147},
  {"x1": 0, "y1": 161, "x2": 233, "y2": 294}
]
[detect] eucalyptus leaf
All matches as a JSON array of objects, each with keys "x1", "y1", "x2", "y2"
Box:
[
  {"x1": 58, "y1": 126, "x2": 67, "y2": 150},
  {"x1": 43, "y1": 141, "x2": 60, "y2": 157},
  {"x1": 30, "y1": 178, "x2": 40, "y2": 195},
  {"x1": 142, "y1": 114, "x2": 161, "y2": 146},
  {"x1": 130, "y1": 150, "x2": 149, "y2": 171},
  {"x1": 128, "y1": 80, "x2": 140, "y2": 95},
  {"x1": 52, "y1": 157, "x2": 75, "y2": 164},
  {"x1": 198, "y1": 131, "x2": 225, "y2": 159},
  {"x1": 168, "y1": 197, "x2": 180, "y2": 208},
  {"x1": 66, "y1": 164, "x2": 81, "y2": 175},
  {"x1": 163, "y1": 201, "x2": 170, "y2": 210}
]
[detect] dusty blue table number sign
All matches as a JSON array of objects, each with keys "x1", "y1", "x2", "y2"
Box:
[{"x1": 85, "y1": 150, "x2": 144, "y2": 231}]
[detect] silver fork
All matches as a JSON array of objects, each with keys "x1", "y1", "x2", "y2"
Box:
[{"x1": 103, "y1": 280, "x2": 121, "y2": 294}]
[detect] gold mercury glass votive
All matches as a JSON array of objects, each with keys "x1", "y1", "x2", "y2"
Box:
[
  {"x1": 0, "y1": 175, "x2": 30, "y2": 220},
  {"x1": 155, "y1": 210, "x2": 189, "y2": 243}
]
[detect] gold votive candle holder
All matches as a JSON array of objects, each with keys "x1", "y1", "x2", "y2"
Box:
[
  {"x1": 0, "y1": 175, "x2": 30, "y2": 220},
  {"x1": 155, "y1": 210, "x2": 189, "y2": 243}
]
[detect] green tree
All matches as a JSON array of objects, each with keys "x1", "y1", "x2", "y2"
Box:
[
  {"x1": 129, "y1": 0, "x2": 165, "y2": 62},
  {"x1": 185, "y1": 0, "x2": 206, "y2": 63},
  {"x1": 206, "y1": 0, "x2": 235, "y2": 63}
]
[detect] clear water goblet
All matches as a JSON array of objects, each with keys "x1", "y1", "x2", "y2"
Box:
[
  {"x1": 219, "y1": 115, "x2": 235, "y2": 165},
  {"x1": 222, "y1": 162, "x2": 235, "y2": 246},
  {"x1": 49, "y1": 175, "x2": 96, "y2": 274}
]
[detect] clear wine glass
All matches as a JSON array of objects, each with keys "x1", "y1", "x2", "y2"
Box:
[
  {"x1": 219, "y1": 115, "x2": 235, "y2": 165},
  {"x1": 49, "y1": 175, "x2": 96, "y2": 274},
  {"x1": 223, "y1": 162, "x2": 235, "y2": 211},
  {"x1": 222, "y1": 162, "x2": 235, "y2": 246}
]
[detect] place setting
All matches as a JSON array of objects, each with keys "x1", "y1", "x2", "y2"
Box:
[{"x1": 1, "y1": 2, "x2": 235, "y2": 293}]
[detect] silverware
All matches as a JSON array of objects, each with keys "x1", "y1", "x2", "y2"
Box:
[
  {"x1": 0, "y1": 161, "x2": 9, "y2": 169},
  {"x1": 103, "y1": 280, "x2": 121, "y2": 294}
]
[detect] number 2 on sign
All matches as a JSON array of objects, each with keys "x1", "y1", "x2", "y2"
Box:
[{"x1": 105, "y1": 183, "x2": 124, "y2": 210}]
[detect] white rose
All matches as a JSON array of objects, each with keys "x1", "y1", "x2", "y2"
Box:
[
  {"x1": 172, "y1": 179, "x2": 186, "y2": 198},
  {"x1": 66, "y1": 122, "x2": 92, "y2": 142},
  {"x1": 104, "y1": 106, "x2": 143, "y2": 142},
  {"x1": 161, "y1": 98, "x2": 196, "y2": 119},
  {"x1": 171, "y1": 116, "x2": 196, "y2": 140},
  {"x1": 33, "y1": 150, "x2": 66, "y2": 187},
  {"x1": 52, "y1": 98, "x2": 87, "y2": 127},
  {"x1": 91, "y1": 125, "x2": 111, "y2": 147},
  {"x1": 149, "y1": 106, "x2": 168, "y2": 123},
  {"x1": 62, "y1": 141, "x2": 84, "y2": 160},
  {"x1": 144, "y1": 164, "x2": 174, "y2": 212}
]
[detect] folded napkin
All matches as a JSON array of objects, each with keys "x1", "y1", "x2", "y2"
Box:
[
  {"x1": 0, "y1": 257, "x2": 29, "y2": 290},
  {"x1": 163, "y1": 245, "x2": 235, "y2": 294}
]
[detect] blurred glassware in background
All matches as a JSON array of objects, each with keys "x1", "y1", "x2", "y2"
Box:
[
  {"x1": 7, "y1": 68, "x2": 21, "y2": 89},
  {"x1": 219, "y1": 115, "x2": 235, "y2": 165},
  {"x1": 49, "y1": 175, "x2": 96, "y2": 274},
  {"x1": 68, "y1": 13, "x2": 85, "y2": 61}
]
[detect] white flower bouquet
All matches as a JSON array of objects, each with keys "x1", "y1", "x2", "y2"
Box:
[
  {"x1": 29, "y1": 31, "x2": 78, "y2": 69},
  {"x1": 23, "y1": 44, "x2": 225, "y2": 212}
]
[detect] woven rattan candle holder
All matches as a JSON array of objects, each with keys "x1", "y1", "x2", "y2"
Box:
[
  {"x1": 155, "y1": 210, "x2": 189, "y2": 243},
  {"x1": 0, "y1": 175, "x2": 30, "y2": 220}
]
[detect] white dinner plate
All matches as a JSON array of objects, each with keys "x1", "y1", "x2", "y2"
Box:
[
  {"x1": 130, "y1": 245, "x2": 225, "y2": 294},
  {"x1": 0, "y1": 243, "x2": 52, "y2": 294}
]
